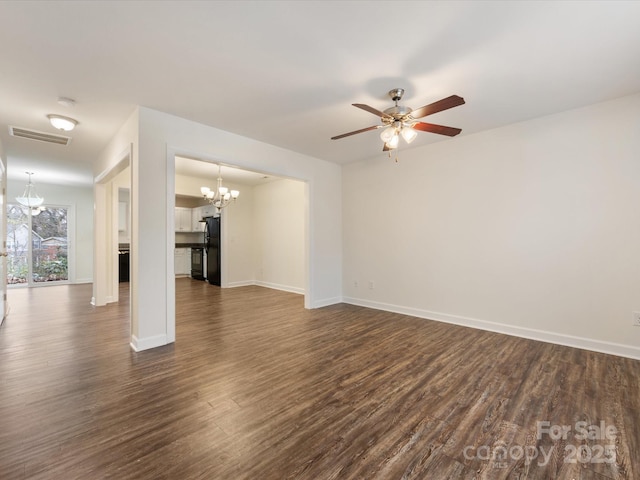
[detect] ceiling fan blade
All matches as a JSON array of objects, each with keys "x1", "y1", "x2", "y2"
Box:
[
  {"x1": 331, "y1": 125, "x2": 381, "y2": 140},
  {"x1": 412, "y1": 122, "x2": 462, "y2": 137},
  {"x1": 353, "y1": 103, "x2": 393, "y2": 119},
  {"x1": 410, "y1": 95, "x2": 465, "y2": 119}
]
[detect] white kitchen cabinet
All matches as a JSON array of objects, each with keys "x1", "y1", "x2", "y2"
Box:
[
  {"x1": 192, "y1": 206, "x2": 205, "y2": 232},
  {"x1": 175, "y1": 207, "x2": 192, "y2": 232},
  {"x1": 201, "y1": 204, "x2": 218, "y2": 218},
  {"x1": 174, "y1": 248, "x2": 191, "y2": 276},
  {"x1": 191, "y1": 204, "x2": 218, "y2": 231}
]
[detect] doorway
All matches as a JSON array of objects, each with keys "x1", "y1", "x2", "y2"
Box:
[{"x1": 174, "y1": 156, "x2": 307, "y2": 295}]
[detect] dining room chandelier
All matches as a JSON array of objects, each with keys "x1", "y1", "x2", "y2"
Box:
[
  {"x1": 200, "y1": 164, "x2": 239, "y2": 211},
  {"x1": 16, "y1": 172, "x2": 44, "y2": 208}
]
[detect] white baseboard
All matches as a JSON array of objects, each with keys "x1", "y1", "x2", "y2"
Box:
[
  {"x1": 342, "y1": 297, "x2": 640, "y2": 361},
  {"x1": 130, "y1": 334, "x2": 170, "y2": 352},
  {"x1": 311, "y1": 296, "x2": 342, "y2": 309},
  {"x1": 255, "y1": 280, "x2": 304, "y2": 295},
  {"x1": 227, "y1": 279, "x2": 305, "y2": 295},
  {"x1": 227, "y1": 280, "x2": 255, "y2": 288}
]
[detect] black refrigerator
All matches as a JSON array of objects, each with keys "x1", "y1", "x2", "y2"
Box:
[{"x1": 204, "y1": 216, "x2": 221, "y2": 286}]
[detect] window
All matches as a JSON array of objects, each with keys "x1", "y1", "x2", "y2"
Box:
[{"x1": 7, "y1": 204, "x2": 69, "y2": 285}]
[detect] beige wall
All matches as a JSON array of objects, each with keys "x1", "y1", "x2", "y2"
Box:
[
  {"x1": 343, "y1": 93, "x2": 640, "y2": 358},
  {"x1": 253, "y1": 178, "x2": 305, "y2": 293}
]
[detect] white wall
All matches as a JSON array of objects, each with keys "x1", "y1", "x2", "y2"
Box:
[
  {"x1": 7, "y1": 180, "x2": 94, "y2": 284},
  {"x1": 93, "y1": 108, "x2": 137, "y2": 332},
  {"x1": 95, "y1": 107, "x2": 341, "y2": 351},
  {"x1": 343, "y1": 93, "x2": 640, "y2": 359},
  {"x1": 254, "y1": 178, "x2": 305, "y2": 293}
]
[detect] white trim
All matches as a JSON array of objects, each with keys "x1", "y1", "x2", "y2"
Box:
[
  {"x1": 342, "y1": 297, "x2": 640, "y2": 361},
  {"x1": 226, "y1": 280, "x2": 255, "y2": 288},
  {"x1": 312, "y1": 296, "x2": 342, "y2": 309},
  {"x1": 166, "y1": 147, "x2": 176, "y2": 344},
  {"x1": 74, "y1": 278, "x2": 93, "y2": 284},
  {"x1": 254, "y1": 280, "x2": 304, "y2": 295},
  {"x1": 226, "y1": 280, "x2": 305, "y2": 295},
  {"x1": 130, "y1": 334, "x2": 168, "y2": 352}
]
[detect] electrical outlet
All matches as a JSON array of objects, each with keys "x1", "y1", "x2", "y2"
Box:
[{"x1": 633, "y1": 311, "x2": 640, "y2": 326}]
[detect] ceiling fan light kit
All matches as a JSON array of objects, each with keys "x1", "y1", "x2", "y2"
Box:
[{"x1": 331, "y1": 87, "x2": 465, "y2": 157}]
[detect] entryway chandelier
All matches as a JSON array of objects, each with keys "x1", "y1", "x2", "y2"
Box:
[
  {"x1": 200, "y1": 164, "x2": 239, "y2": 211},
  {"x1": 16, "y1": 172, "x2": 44, "y2": 208}
]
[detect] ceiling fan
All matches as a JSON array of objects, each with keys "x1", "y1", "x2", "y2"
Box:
[{"x1": 331, "y1": 88, "x2": 465, "y2": 151}]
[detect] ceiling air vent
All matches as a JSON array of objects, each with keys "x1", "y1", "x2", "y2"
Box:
[{"x1": 9, "y1": 126, "x2": 72, "y2": 146}]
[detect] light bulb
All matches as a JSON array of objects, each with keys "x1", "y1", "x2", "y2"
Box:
[
  {"x1": 218, "y1": 186, "x2": 228, "y2": 196},
  {"x1": 200, "y1": 186, "x2": 211, "y2": 196},
  {"x1": 230, "y1": 190, "x2": 240, "y2": 199},
  {"x1": 401, "y1": 127, "x2": 418, "y2": 144},
  {"x1": 379, "y1": 126, "x2": 396, "y2": 143},
  {"x1": 387, "y1": 133, "x2": 400, "y2": 149}
]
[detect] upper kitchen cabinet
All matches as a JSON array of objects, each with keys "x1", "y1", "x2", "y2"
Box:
[
  {"x1": 192, "y1": 204, "x2": 218, "y2": 231},
  {"x1": 192, "y1": 206, "x2": 205, "y2": 232},
  {"x1": 175, "y1": 207, "x2": 192, "y2": 232},
  {"x1": 201, "y1": 204, "x2": 218, "y2": 218}
]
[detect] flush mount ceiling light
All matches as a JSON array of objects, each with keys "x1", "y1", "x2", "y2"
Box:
[
  {"x1": 200, "y1": 164, "x2": 239, "y2": 212},
  {"x1": 47, "y1": 114, "x2": 77, "y2": 132}
]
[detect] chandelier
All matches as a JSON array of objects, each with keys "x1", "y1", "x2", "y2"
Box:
[
  {"x1": 16, "y1": 172, "x2": 44, "y2": 211},
  {"x1": 200, "y1": 164, "x2": 239, "y2": 211}
]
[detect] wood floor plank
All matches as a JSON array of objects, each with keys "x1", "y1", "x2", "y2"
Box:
[{"x1": 0, "y1": 279, "x2": 639, "y2": 479}]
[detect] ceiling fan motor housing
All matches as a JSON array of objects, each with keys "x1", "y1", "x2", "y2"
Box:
[
  {"x1": 388, "y1": 88, "x2": 405, "y2": 102},
  {"x1": 383, "y1": 88, "x2": 412, "y2": 123},
  {"x1": 383, "y1": 105, "x2": 413, "y2": 121}
]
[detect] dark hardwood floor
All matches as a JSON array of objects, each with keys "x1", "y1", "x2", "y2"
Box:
[{"x1": 0, "y1": 279, "x2": 638, "y2": 479}]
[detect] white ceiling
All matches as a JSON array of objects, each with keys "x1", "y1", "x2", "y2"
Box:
[
  {"x1": 1, "y1": 1, "x2": 639, "y2": 187},
  {"x1": 175, "y1": 155, "x2": 277, "y2": 187}
]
